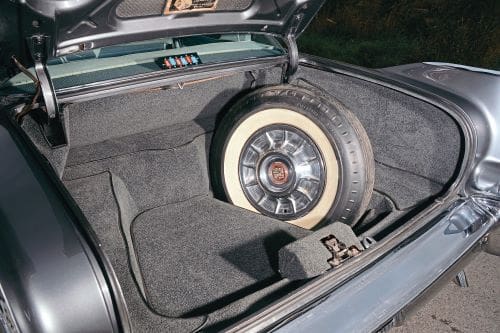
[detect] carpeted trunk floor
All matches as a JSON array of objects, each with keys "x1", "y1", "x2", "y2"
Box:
[
  {"x1": 63, "y1": 120, "x2": 310, "y2": 320},
  {"x1": 132, "y1": 196, "x2": 308, "y2": 317},
  {"x1": 20, "y1": 66, "x2": 461, "y2": 332}
]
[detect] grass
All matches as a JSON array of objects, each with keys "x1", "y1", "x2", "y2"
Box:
[{"x1": 299, "y1": 0, "x2": 500, "y2": 69}]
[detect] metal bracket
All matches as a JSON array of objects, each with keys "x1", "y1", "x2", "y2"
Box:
[
  {"x1": 321, "y1": 234, "x2": 363, "y2": 268},
  {"x1": 29, "y1": 35, "x2": 58, "y2": 119},
  {"x1": 282, "y1": 14, "x2": 302, "y2": 83},
  {"x1": 247, "y1": 70, "x2": 258, "y2": 89},
  {"x1": 28, "y1": 35, "x2": 67, "y2": 146},
  {"x1": 454, "y1": 270, "x2": 469, "y2": 288},
  {"x1": 361, "y1": 236, "x2": 377, "y2": 249}
]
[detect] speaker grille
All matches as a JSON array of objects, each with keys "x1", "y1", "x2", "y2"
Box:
[{"x1": 116, "y1": 0, "x2": 253, "y2": 18}]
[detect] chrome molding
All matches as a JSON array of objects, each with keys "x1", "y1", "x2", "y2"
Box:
[{"x1": 0, "y1": 283, "x2": 19, "y2": 333}]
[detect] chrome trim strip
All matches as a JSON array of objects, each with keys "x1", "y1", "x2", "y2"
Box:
[{"x1": 0, "y1": 282, "x2": 20, "y2": 333}]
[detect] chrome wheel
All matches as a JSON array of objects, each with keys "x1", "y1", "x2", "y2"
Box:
[{"x1": 239, "y1": 125, "x2": 326, "y2": 220}]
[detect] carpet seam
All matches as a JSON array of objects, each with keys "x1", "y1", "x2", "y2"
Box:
[
  {"x1": 374, "y1": 159, "x2": 444, "y2": 185},
  {"x1": 65, "y1": 130, "x2": 213, "y2": 168}
]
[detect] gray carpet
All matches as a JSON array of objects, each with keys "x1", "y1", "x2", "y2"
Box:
[
  {"x1": 295, "y1": 66, "x2": 462, "y2": 209},
  {"x1": 65, "y1": 118, "x2": 215, "y2": 167},
  {"x1": 64, "y1": 68, "x2": 282, "y2": 148},
  {"x1": 65, "y1": 173, "x2": 206, "y2": 333},
  {"x1": 21, "y1": 115, "x2": 69, "y2": 178},
  {"x1": 374, "y1": 161, "x2": 443, "y2": 210},
  {"x1": 64, "y1": 132, "x2": 211, "y2": 212},
  {"x1": 132, "y1": 196, "x2": 309, "y2": 317},
  {"x1": 62, "y1": 119, "x2": 310, "y2": 329},
  {"x1": 19, "y1": 63, "x2": 463, "y2": 332},
  {"x1": 65, "y1": 170, "x2": 307, "y2": 332}
]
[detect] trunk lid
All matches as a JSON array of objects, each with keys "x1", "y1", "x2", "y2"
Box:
[{"x1": 0, "y1": 0, "x2": 325, "y2": 75}]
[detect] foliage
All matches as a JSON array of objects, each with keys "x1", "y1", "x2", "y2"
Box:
[{"x1": 299, "y1": 0, "x2": 500, "y2": 69}]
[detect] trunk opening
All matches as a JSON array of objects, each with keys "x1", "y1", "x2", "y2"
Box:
[{"x1": 19, "y1": 63, "x2": 464, "y2": 332}]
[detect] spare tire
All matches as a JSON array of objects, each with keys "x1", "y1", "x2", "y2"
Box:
[{"x1": 210, "y1": 85, "x2": 374, "y2": 229}]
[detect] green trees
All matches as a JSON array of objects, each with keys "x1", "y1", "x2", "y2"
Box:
[{"x1": 300, "y1": 0, "x2": 499, "y2": 69}]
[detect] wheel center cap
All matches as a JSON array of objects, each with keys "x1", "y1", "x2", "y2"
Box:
[
  {"x1": 268, "y1": 161, "x2": 289, "y2": 185},
  {"x1": 239, "y1": 125, "x2": 326, "y2": 219}
]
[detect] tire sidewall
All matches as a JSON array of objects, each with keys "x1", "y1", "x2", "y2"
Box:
[{"x1": 211, "y1": 85, "x2": 373, "y2": 228}]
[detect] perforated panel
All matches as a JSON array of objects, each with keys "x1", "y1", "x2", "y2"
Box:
[
  {"x1": 116, "y1": 0, "x2": 165, "y2": 17},
  {"x1": 116, "y1": 0, "x2": 253, "y2": 18}
]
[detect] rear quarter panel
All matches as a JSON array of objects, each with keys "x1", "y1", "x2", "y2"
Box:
[{"x1": 0, "y1": 113, "x2": 119, "y2": 332}]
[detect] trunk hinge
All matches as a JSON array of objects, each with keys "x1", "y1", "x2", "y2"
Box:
[
  {"x1": 28, "y1": 35, "x2": 67, "y2": 147},
  {"x1": 282, "y1": 14, "x2": 302, "y2": 83}
]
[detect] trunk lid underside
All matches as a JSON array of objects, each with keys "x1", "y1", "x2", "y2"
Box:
[{"x1": 0, "y1": 0, "x2": 325, "y2": 73}]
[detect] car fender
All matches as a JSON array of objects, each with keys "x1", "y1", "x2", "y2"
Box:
[{"x1": 0, "y1": 114, "x2": 122, "y2": 332}]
